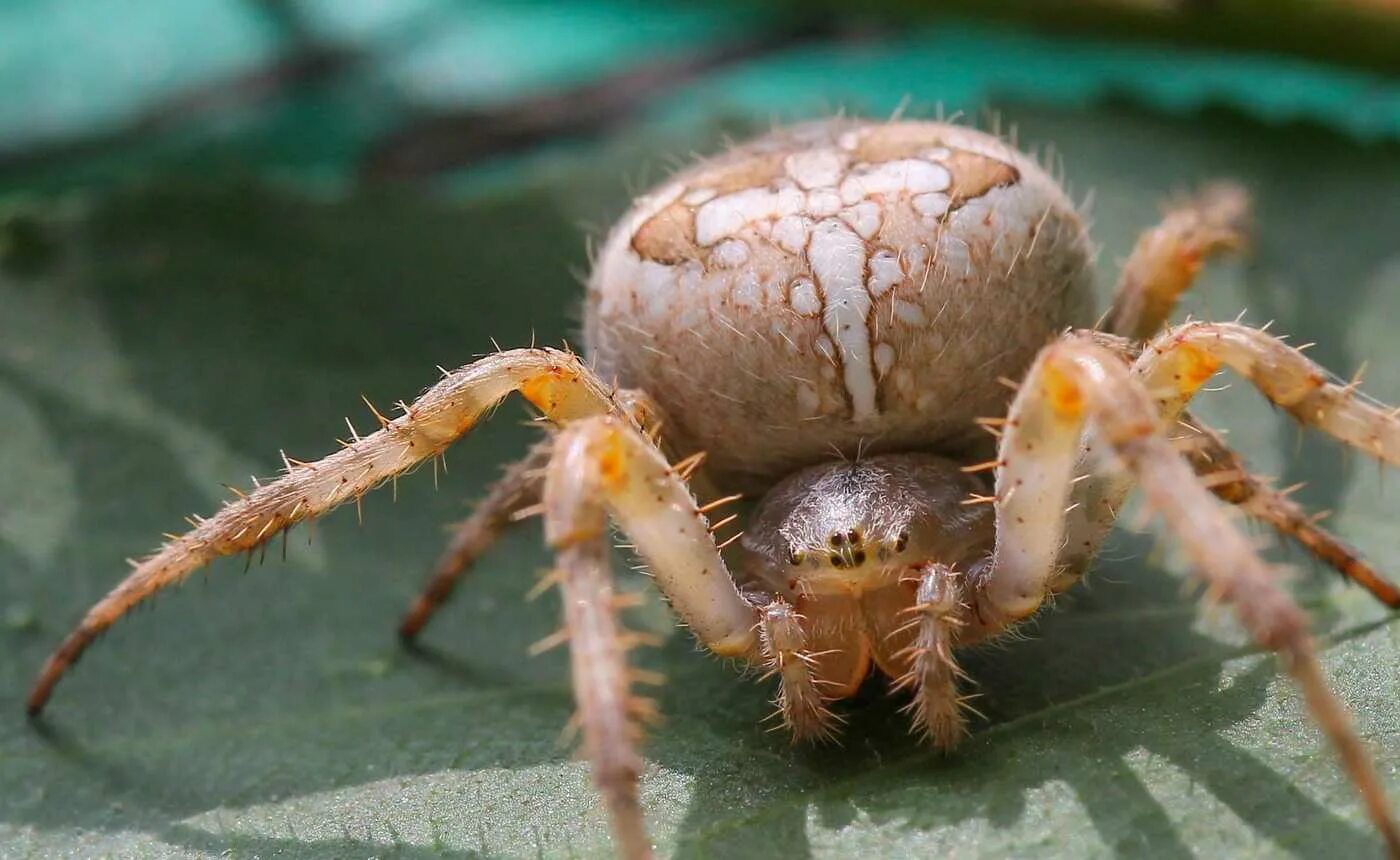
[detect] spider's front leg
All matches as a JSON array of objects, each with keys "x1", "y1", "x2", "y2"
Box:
[
  {"x1": 398, "y1": 387, "x2": 723, "y2": 642},
  {"x1": 978, "y1": 335, "x2": 1400, "y2": 854},
  {"x1": 890, "y1": 562, "x2": 969, "y2": 748},
  {"x1": 757, "y1": 599, "x2": 841, "y2": 743},
  {"x1": 25, "y1": 348, "x2": 754, "y2": 714},
  {"x1": 542, "y1": 414, "x2": 762, "y2": 860}
]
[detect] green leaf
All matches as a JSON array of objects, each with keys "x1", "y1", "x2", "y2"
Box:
[{"x1": 2, "y1": 103, "x2": 1400, "y2": 859}]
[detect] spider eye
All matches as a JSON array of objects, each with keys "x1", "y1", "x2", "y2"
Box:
[
  {"x1": 788, "y1": 550, "x2": 804, "y2": 566},
  {"x1": 894, "y1": 531, "x2": 909, "y2": 552},
  {"x1": 846, "y1": 529, "x2": 861, "y2": 545},
  {"x1": 829, "y1": 533, "x2": 845, "y2": 547}
]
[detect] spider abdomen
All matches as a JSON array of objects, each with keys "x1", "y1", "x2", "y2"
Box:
[{"x1": 585, "y1": 119, "x2": 1095, "y2": 492}]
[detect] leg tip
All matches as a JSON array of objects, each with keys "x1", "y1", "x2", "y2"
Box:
[
  {"x1": 396, "y1": 620, "x2": 423, "y2": 647},
  {"x1": 25, "y1": 691, "x2": 48, "y2": 719}
]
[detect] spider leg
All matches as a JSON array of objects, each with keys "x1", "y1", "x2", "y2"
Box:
[
  {"x1": 1177, "y1": 415, "x2": 1400, "y2": 608},
  {"x1": 400, "y1": 386, "x2": 718, "y2": 642},
  {"x1": 980, "y1": 337, "x2": 1400, "y2": 855},
  {"x1": 1057, "y1": 322, "x2": 1400, "y2": 606},
  {"x1": 398, "y1": 436, "x2": 552, "y2": 641},
  {"x1": 542, "y1": 414, "x2": 764, "y2": 859},
  {"x1": 758, "y1": 600, "x2": 841, "y2": 743},
  {"x1": 1103, "y1": 181, "x2": 1250, "y2": 341},
  {"x1": 1137, "y1": 322, "x2": 1400, "y2": 463},
  {"x1": 889, "y1": 563, "x2": 968, "y2": 748},
  {"x1": 27, "y1": 348, "x2": 755, "y2": 714}
]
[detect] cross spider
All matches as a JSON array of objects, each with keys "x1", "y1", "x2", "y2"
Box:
[{"x1": 25, "y1": 119, "x2": 1400, "y2": 858}]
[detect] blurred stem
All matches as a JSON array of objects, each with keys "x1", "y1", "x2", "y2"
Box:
[{"x1": 832, "y1": 0, "x2": 1400, "y2": 73}]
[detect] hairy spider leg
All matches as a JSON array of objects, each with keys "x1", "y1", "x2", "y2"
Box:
[
  {"x1": 1177, "y1": 415, "x2": 1400, "y2": 608},
  {"x1": 27, "y1": 348, "x2": 757, "y2": 715},
  {"x1": 887, "y1": 562, "x2": 969, "y2": 748},
  {"x1": 980, "y1": 336, "x2": 1400, "y2": 855},
  {"x1": 1059, "y1": 322, "x2": 1400, "y2": 600},
  {"x1": 543, "y1": 414, "x2": 766, "y2": 860},
  {"x1": 758, "y1": 599, "x2": 841, "y2": 743},
  {"x1": 1103, "y1": 181, "x2": 1250, "y2": 341},
  {"x1": 400, "y1": 388, "x2": 729, "y2": 641},
  {"x1": 398, "y1": 436, "x2": 552, "y2": 641},
  {"x1": 1101, "y1": 188, "x2": 1395, "y2": 605}
]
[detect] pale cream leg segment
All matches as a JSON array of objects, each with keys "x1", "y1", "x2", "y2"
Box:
[
  {"x1": 31, "y1": 348, "x2": 629, "y2": 713},
  {"x1": 543, "y1": 414, "x2": 758, "y2": 659},
  {"x1": 890, "y1": 563, "x2": 968, "y2": 748},
  {"x1": 542, "y1": 414, "x2": 763, "y2": 859},
  {"x1": 542, "y1": 437, "x2": 649, "y2": 860},
  {"x1": 1057, "y1": 321, "x2": 1400, "y2": 586},
  {"x1": 1137, "y1": 322, "x2": 1400, "y2": 464},
  {"x1": 981, "y1": 338, "x2": 1400, "y2": 854},
  {"x1": 552, "y1": 535, "x2": 652, "y2": 860},
  {"x1": 980, "y1": 347, "x2": 1090, "y2": 620}
]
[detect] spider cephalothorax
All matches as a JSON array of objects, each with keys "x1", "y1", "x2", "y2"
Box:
[
  {"x1": 26, "y1": 119, "x2": 1400, "y2": 859},
  {"x1": 737, "y1": 454, "x2": 995, "y2": 743}
]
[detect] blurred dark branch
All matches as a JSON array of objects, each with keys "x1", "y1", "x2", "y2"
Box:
[
  {"x1": 851, "y1": 0, "x2": 1400, "y2": 75},
  {"x1": 358, "y1": 20, "x2": 846, "y2": 182}
]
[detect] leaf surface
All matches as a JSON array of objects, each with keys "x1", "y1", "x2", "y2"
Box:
[{"x1": 2, "y1": 103, "x2": 1400, "y2": 859}]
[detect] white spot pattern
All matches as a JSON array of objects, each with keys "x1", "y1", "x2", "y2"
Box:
[
  {"x1": 839, "y1": 159, "x2": 951, "y2": 205},
  {"x1": 867, "y1": 250, "x2": 903, "y2": 297},
  {"x1": 839, "y1": 201, "x2": 882, "y2": 240},
  {"x1": 789, "y1": 278, "x2": 822, "y2": 316},
  {"x1": 808, "y1": 218, "x2": 878, "y2": 420},
  {"x1": 711, "y1": 239, "x2": 751, "y2": 268},
  {"x1": 696, "y1": 186, "x2": 806, "y2": 246},
  {"x1": 784, "y1": 149, "x2": 846, "y2": 190}
]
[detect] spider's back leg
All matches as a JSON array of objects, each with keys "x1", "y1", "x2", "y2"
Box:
[
  {"x1": 398, "y1": 435, "x2": 552, "y2": 642},
  {"x1": 1177, "y1": 413, "x2": 1400, "y2": 608},
  {"x1": 978, "y1": 335, "x2": 1400, "y2": 854},
  {"x1": 1102, "y1": 181, "x2": 1250, "y2": 341}
]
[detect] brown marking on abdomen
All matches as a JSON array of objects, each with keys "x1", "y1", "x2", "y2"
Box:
[
  {"x1": 945, "y1": 150, "x2": 1020, "y2": 208},
  {"x1": 631, "y1": 200, "x2": 696, "y2": 264}
]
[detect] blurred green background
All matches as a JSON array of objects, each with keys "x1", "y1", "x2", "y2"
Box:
[{"x1": 2, "y1": 2, "x2": 1400, "y2": 858}]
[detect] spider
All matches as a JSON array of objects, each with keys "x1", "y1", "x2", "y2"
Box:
[{"x1": 24, "y1": 119, "x2": 1400, "y2": 859}]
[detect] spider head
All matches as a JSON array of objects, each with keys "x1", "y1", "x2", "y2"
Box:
[{"x1": 738, "y1": 453, "x2": 993, "y2": 597}]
